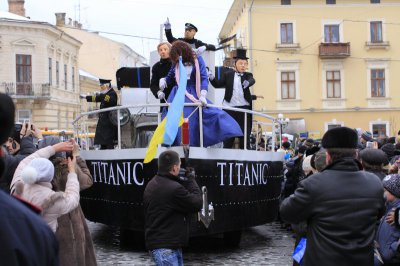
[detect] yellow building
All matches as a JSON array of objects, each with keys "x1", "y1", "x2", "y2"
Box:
[{"x1": 220, "y1": 0, "x2": 400, "y2": 138}]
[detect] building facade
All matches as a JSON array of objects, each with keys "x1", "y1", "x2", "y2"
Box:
[
  {"x1": 0, "y1": 10, "x2": 82, "y2": 131},
  {"x1": 220, "y1": 0, "x2": 400, "y2": 138}
]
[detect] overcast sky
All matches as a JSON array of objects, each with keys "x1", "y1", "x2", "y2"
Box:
[{"x1": 0, "y1": 0, "x2": 233, "y2": 63}]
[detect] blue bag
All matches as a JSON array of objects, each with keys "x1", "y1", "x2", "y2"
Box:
[{"x1": 293, "y1": 238, "x2": 307, "y2": 265}]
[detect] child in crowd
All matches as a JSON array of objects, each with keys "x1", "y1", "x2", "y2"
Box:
[{"x1": 375, "y1": 174, "x2": 400, "y2": 265}]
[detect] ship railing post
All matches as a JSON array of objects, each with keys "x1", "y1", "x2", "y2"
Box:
[
  {"x1": 117, "y1": 109, "x2": 121, "y2": 149},
  {"x1": 244, "y1": 111, "x2": 247, "y2": 150},
  {"x1": 199, "y1": 105, "x2": 203, "y2": 148}
]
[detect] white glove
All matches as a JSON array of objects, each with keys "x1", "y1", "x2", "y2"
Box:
[
  {"x1": 79, "y1": 94, "x2": 86, "y2": 99},
  {"x1": 208, "y1": 71, "x2": 215, "y2": 81},
  {"x1": 157, "y1": 90, "x2": 165, "y2": 100},
  {"x1": 199, "y1": 90, "x2": 207, "y2": 106},
  {"x1": 195, "y1": 46, "x2": 206, "y2": 56},
  {"x1": 159, "y1": 78, "x2": 167, "y2": 90},
  {"x1": 242, "y1": 80, "x2": 250, "y2": 88},
  {"x1": 164, "y1": 18, "x2": 171, "y2": 30}
]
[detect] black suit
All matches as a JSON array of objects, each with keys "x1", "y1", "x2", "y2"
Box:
[
  {"x1": 210, "y1": 70, "x2": 256, "y2": 149},
  {"x1": 150, "y1": 58, "x2": 173, "y2": 110},
  {"x1": 86, "y1": 88, "x2": 118, "y2": 149},
  {"x1": 165, "y1": 29, "x2": 216, "y2": 51}
]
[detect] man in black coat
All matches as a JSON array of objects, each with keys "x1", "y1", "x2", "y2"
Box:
[
  {"x1": 0, "y1": 93, "x2": 59, "y2": 265},
  {"x1": 144, "y1": 150, "x2": 202, "y2": 265},
  {"x1": 164, "y1": 18, "x2": 216, "y2": 51},
  {"x1": 82, "y1": 78, "x2": 118, "y2": 149},
  {"x1": 150, "y1": 42, "x2": 173, "y2": 110},
  {"x1": 280, "y1": 127, "x2": 385, "y2": 266},
  {"x1": 210, "y1": 49, "x2": 262, "y2": 149}
]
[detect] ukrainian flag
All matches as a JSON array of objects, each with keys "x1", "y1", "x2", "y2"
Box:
[{"x1": 143, "y1": 57, "x2": 187, "y2": 163}]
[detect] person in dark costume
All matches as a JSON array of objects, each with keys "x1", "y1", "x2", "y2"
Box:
[
  {"x1": 209, "y1": 49, "x2": 263, "y2": 149},
  {"x1": 164, "y1": 18, "x2": 216, "y2": 51},
  {"x1": 150, "y1": 42, "x2": 174, "y2": 110},
  {"x1": 82, "y1": 79, "x2": 117, "y2": 149}
]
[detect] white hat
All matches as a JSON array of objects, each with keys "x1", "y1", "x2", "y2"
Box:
[{"x1": 21, "y1": 158, "x2": 54, "y2": 185}]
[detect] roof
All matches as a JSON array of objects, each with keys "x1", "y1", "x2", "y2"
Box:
[
  {"x1": 0, "y1": 10, "x2": 30, "y2": 21},
  {"x1": 79, "y1": 69, "x2": 98, "y2": 81}
]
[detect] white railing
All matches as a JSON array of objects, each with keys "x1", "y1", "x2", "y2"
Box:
[{"x1": 72, "y1": 103, "x2": 283, "y2": 150}]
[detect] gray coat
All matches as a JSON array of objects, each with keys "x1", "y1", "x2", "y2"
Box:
[{"x1": 280, "y1": 158, "x2": 385, "y2": 266}]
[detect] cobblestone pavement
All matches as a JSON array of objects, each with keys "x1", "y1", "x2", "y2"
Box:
[{"x1": 89, "y1": 221, "x2": 295, "y2": 266}]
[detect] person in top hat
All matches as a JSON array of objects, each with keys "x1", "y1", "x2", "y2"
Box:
[
  {"x1": 280, "y1": 126, "x2": 384, "y2": 266},
  {"x1": 163, "y1": 18, "x2": 216, "y2": 51},
  {"x1": 209, "y1": 48, "x2": 263, "y2": 149},
  {"x1": 81, "y1": 79, "x2": 118, "y2": 149}
]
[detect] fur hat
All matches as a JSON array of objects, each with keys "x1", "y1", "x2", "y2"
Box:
[
  {"x1": 314, "y1": 149, "x2": 327, "y2": 172},
  {"x1": 361, "y1": 131, "x2": 373, "y2": 142},
  {"x1": 383, "y1": 174, "x2": 400, "y2": 198},
  {"x1": 0, "y1": 93, "x2": 15, "y2": 144},
  {"x1": 360, "y1": 148, "x2": 388, "y2": 165},
  {"x1": 21, "y1": 158, "x2": 55, "y2": 185},
  {"x1": 322, "y1": 127, "x2": 358, "y2": 149}
]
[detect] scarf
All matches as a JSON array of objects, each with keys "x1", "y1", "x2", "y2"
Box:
[{"x1": 175, "y1": 58, "x2": 201, "y2": 103}]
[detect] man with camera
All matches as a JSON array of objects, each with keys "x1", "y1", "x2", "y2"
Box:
[
  {"x1": 143, "y1": 150, "x2": 202, "y2": 265},
  {"x1": 0, "y1": 121, "x2": 42, "y2": 193}
]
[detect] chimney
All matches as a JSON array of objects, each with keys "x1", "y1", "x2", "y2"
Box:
[
  {"x1": 55, "y1": 13, "x2": 66, "y2": 27},
  {"x1": 8, "y1": 0, "x2": 25, "y2": 17}
]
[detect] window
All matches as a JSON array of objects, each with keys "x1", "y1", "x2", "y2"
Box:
[
  {"x1": 48, "y1": 58, "x2": 52, "y2": 85},
  {"x1": 281, "y1": 72, "x2": 296, "y2": 99},
  {"x1": 371, "y1": 0, "x2": 380, "y2": 3},
  {"x1": 280, "y1": 23, "x2": 293, "y2": 44},
  {"x1": 370, "y1": 21, "x2": 383, "y2": 43},
  {"x1": 72, "y1": 66, "x2": 75, "y2": 90},
  {"x1": 326, "y1": 71, "x2": 341, "y2": 98},
  {"x1": 372, "y1": 123, "x2": 387, "y2": 138},
  {"x1": 281, "y1": 0, "x2": 291, "y2": 5},
  {"x1": 56, "y1": 61, "x2": 59, "y2": 86},
  {"x1": 326, "y1": 0, "x2": 336, "y2": 4},
  {"x1": 324, "y1": 25, "x2": 340, "y2": 43},
  {"x1": 64, "y1": 64, "x2": 67, "y2": 89},
  {"x1": 17, "y1": 110, "x2": 31, "y2": 123},
  {"x1": 371, "y1": 69, "x2": 385, "y2": 97},
  {"x1": 16, "y1": 54, "x2": 32, "y2": 95}
]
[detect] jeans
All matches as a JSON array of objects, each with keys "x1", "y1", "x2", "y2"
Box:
[{"x1": 150, "y1": 248, "x2": 183, "y2": 266}]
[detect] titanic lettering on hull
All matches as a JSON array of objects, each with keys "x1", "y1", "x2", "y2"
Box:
[
  {"x1": 88, "y1": 160, "x2": 270, "y2": 187},
  {"x1": 217, "y1": 162, "x2": 269, "y2": 186}
]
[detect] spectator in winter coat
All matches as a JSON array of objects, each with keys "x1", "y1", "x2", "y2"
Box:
[
  {"x1": 374, "y1": 174, "x2": 400, "y2": 265},
  {"x1": 144, "y1": 150, "x2": 202, "y2": 266},
  {"x1": 10, "y1": 140, "x2": 80, "y2": 232},
  {"x1": 280, "y1": 127, "x2": 385, "y2": 266},
  {"x1": 360, "y1": 148, "x2": 388, "y2": 181}
]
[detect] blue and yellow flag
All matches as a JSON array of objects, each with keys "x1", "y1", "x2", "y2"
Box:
[{"x1": 143, "y1": 57, "x2": 187, "y2": 163}]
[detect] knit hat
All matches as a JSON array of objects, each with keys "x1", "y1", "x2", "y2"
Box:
[
  {"x1": 360, "y1": 148, "x2": 388, "y2": 165},
  {"x1": 314, "y1": 149, "x2": 327, "y2": 172},
  {"x1": 361, "y1": 131, "x2": 373, "y2": 142},
  {"x1": 302, "y1": 155, "x2": 316, "y2": 176},
  {"x1": 322, "y1": 127, "x2": 358, "y2": 149},
  {"x1": 381, "y1": 143, "x2": 396, "y2": 161},
  {"x1": 21, "y1": 158, "x2": 55, "y2": 185},
  {"x1": 383, "y1": 174, "x2": 400, "y2": 198}
]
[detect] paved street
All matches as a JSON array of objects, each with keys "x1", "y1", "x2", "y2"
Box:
[{"x1": 89, "y1": 221, "x2": 294, "y2": 265}]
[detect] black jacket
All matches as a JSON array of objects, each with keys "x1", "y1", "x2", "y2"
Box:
[
  {"x1": 143, "y1": 173, "x2": 202, "y2": 250},
  {"x1": 0, "y1": 136, "x2": 36, "y2": 193},
  {"x1": 210, "y1": 70, "x2": 256, "y2": 108},
  {"x1": 0, "y1": 190, "x2": 59, "y2": 265},
  {"x1": 86, "y1": 88, "x2": 118, "y2": 145},
  {"x1": 150, "y1": 58, "x2": 173, "y2": 105},
  {"x1": 280, "y1": 158, "x2": 385, "y2": 266},
  {"x1": 165, "y1": 29, "x2": 216, "y2": 51}
]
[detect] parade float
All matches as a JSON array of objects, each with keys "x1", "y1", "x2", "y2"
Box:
[{"x1": 73, "y1": 52, "x2": 284, "y2": 246}]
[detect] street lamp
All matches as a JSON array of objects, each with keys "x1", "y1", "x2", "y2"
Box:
[{"x1": 277, "y1": 113, "x2": 290, "y2": 148}]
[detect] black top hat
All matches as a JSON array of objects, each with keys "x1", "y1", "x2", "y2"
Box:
[
  {"x1": 99, "y1": 79, "x2": 111, "y2": 85},
  {"x1": 233, "y1": 49, "x2": 248, "y2": 60},
  {"x1": 185, "y1": 23, "x2": 198, "y2": 32}
]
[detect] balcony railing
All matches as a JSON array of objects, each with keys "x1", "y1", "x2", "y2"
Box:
[
  {"x1": 319, "y1": 43, "x2": 350, "y2": 59},
  {"x1": 1, "y1": 82, "x2": 51, "y2": 99}
]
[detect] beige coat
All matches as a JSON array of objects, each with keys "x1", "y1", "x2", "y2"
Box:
[
  {"x1": 52, "y1": 156, "x2": 97, "y2": 266},
  {"x1": 11, "y1": 146, "x2": 80, "y2": 232}
]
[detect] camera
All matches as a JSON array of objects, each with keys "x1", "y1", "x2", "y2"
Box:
[
  {"x1": 366, "y1": 141, "x2": 374, "y2": 148},
  {"x1": 14, "y1": 123, "x2": 23, "y2": 132},
  {"x1": 66, "y1": 151, "x2": 73, "y2": 160}
]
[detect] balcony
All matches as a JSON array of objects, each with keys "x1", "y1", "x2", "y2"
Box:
[
  {"x1": 1, "y1": 82, "x2": 51, "y2": 99},
  {"x1": 319, "y1": 43, "x2": 350, "y2": 59}
]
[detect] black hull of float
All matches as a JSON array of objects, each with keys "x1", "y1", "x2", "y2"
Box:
[{"x1": 79, "y1": 147, "x2": 284, "y2": 236}]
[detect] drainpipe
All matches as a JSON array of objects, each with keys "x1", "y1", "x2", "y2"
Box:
[{"x1": 248, "y1": 0, "x2": 255, "y2": 73}]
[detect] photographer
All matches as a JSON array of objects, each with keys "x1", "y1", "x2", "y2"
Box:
[
  {"x1": 143, "y1": 150, "x2": 202, "y2": 265},
  {"x1": 0, "y1": 121, "x2": 41, "y2": 193}
]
